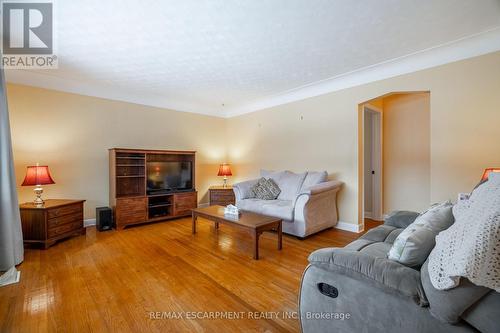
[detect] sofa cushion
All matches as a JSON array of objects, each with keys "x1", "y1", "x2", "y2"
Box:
[
  {"x1": 385, "y1": 210, "x2": 420, "y2": 228},
  {"x1": 308, "y1": 248, "x2": 428, "y2": 306},
  {"x1": 260, "y1": 199, "x2": 294, "y2": 221},
  {"x1": 261, "y1": 170, "x2": 307, "y2": 201},
  {"x1": 236, "y1": 198, "x2": 293, "y2": 221},
  {"x1": 388, "y1": 202, "x2": 454, "y2": 267},
  {"x1": 343, "y1": 239, "x2": 374, "y2": 251},
  {"x1": 360, "y1": 242, "x2": 393, "y2": 259},
  {"x1": 461, "y1": 291, "x2": 500, "y2": 333},
  {"x1": 344, "y1": 225, "x2": 402, "y2": 255},
  {"x1": 361, "y1": 224, "x2": 399, "y2": 243},
  {"x1": 385, "y1": 228, "x2": 403, "y2": 244},
  {"x1": 300, "y1": 171, "x2": 328, "y2": 192},
  {"x1": 421, "y1": 259, "x2": 490, "y2": 324},
  {"x1": 236, "y1": 198, "x2": 264, "y2": 214},
  {"x1": 233, "y1": 178, "x2": 259, "y2": 200},
  {"x1": 260, "y1": 169, "x2": 285, "y2": 182}
]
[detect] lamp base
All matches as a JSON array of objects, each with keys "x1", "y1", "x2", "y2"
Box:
[
  {"x1": 33, "y1": 186, "x2": 44, "y2": 207},
  {"x1": 223, "y1": 177, "x2": 228, "y2": 188}
]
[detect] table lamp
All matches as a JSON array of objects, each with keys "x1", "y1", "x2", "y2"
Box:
[
  {"x1": 217, "y1": 163, "x2": 232, "y2": 188},
  {"x1": 21, "y1": 164, "x2": 55, "y2": 207},
  {"x1": 480, "y1": 168, "x2": 500, "y2": 181}
]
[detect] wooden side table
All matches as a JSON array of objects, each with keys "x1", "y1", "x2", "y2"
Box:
[
  {"x1": 19, "y1": 199, "x2": 86, "y2": 249},
  {"x1": 209, "y1": 186, "x2": 235, "y2": 206}
]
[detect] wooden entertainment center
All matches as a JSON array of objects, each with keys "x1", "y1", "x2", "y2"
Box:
[{"x1": 109, "y1": 148, "x2": 197, "y2": 229}]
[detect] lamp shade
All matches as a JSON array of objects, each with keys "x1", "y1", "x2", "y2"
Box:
[
  {"x1": 21, "y1": 165, "x2": 55, "y2": 186},
  {"x1": 481, "y1": 168, "x2": 500, "y2": 181},
  {"x1": 217, "y1": 163, "x2": 232, "y2": 177}
]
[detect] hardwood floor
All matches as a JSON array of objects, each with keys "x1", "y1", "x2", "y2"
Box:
[{"x1": 0, "y1": 218, "x2": 380, "y2": 333}]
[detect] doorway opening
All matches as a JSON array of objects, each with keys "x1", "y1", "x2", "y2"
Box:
[
  {"x1": 363, "y1": 105, "x2": 383, "y2": 222},
  {"x1": 358, "y1": 91, "x2": 430, "y2": 231}
]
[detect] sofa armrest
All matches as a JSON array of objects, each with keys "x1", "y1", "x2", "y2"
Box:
[
  {"x1": 233, "y1": 178, "x2": 259, "y2": 201},
  {"x1": 291, "y1": 180, "x2": 343, "y2": 236},
  {"x1": 299, "y1": 180, "x2": 343, "y2": 196},
  {"x1": 308, "y1": 248, "x2": 428, "y2": 306},
  {"x1": 384, "y1": 210, "x2": 420, "y2": 228}
]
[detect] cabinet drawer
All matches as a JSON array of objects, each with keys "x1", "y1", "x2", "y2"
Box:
[
  {"x1": 174, "y1": 192, "x2": 197, "y2": 216},
  {"x1": 211, "y1": 199, "x2": 235, "y2": 206},
  {"x1": 174, "y1": 208, "x2": 192, "y2": 217},
  {"x1": 116, "y1": 211, "x2": 146, "y2": 225},
  {"x1": 211, "y1": 191, "x2": 235, "y2": 198},
  {"x1": 210, "y1": 192, "x2": 235, "y2": 201},
  {"x1": 48, "y1": 212, "x2": 82, "y2": 228},
  {"x1": 116, "y1": 197, "x2": 147, "y2": 225},
  {"x1": 47, "y1": 203, "x2": 82, "y2": 219},
  {"x1": 175, "y1": 194, "x2": 196, "y2": 207},
  {"x1": 210, "y1": 190, "x2": 235, "y2": 206},
  {"x1": 48, "y1": 220, "x2": 82, "y2": 238}
]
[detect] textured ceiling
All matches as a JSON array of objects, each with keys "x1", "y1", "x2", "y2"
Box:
[{"x1": 6, "y1": 0, "x2": 500, "y2": 116}]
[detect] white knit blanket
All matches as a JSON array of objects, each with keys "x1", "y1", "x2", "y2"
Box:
[{"x1": 428, "y1": 173, "x2": 500, "y2": 292}]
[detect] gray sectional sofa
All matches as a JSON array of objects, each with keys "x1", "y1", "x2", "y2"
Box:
[
  {"x1": 299, "y1": 212, "x2": 500, "y2": 333},
  {"x1": 233, "y1": 170, "x2": 342, "y2": 238}
]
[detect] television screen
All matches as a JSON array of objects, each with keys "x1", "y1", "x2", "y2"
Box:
[{"x1": 147, "y1": 161, "x2": 192, "y2": 194}]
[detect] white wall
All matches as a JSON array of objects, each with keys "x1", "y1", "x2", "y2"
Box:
[
  {"x1": 383, "y1": 93, "x2": 430, "y2": 213},
  {"x1": 227, "y1": 52, "x2": 500, "y2": 227},
  {"x1": 8, "y1": 84, "x2": 227, "y2": 219}
]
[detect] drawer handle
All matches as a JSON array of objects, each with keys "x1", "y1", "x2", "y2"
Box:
[{"x1": 317, "y1": 283, "x2": 338, "y2": 298}]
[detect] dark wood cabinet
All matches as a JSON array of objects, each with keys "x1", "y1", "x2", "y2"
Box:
[
  {"x1": 109, "y1": 148, "x2": 198, "y2": 229},
  {"x1": 115, "y1": 197, "x2": 147, "y2": 229},
  {"x1": 20, "y1": 199, "x2": 85, "y2": 249},
  {"x1": 209, "y1": 186, "x2": 236, "y2": 206}
]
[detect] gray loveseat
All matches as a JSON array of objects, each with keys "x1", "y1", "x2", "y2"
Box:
[
  {"x1": 299, "y1": 212, "x2": 500, "y2": 333},
  {"x1": 233, "y1": 170, "x2": 342, "y2": 238}
]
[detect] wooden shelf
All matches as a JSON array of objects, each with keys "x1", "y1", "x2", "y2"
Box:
[
  {"x1": 116, "y1": 156, "x2": 145, "y2": 160},
  {"x1": 148, "y1": 215, "x2": 174, "y2": 222},
  {"x1": 116, "y1": 164, "x2": 144, "y2": 167},
  {"x1": 148, "y1": 203, "x2": 173, "y2": 208},
  {"x1": 116, "y1": 175, "x2": 145, "y2": 178}
]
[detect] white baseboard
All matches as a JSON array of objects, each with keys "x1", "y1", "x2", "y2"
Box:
[
  {"x1": 364, "y1": 211, "x2": 372, "y2": 218},
  {"x1": 198, "y1": 202, "x2": 209, "y2": 208},
  {"x1": 335, "y1": 221, "x2": 363, "y2": 233},
  {"x1": 84, "y1": 218, "x2": 96, "y2": 227}
]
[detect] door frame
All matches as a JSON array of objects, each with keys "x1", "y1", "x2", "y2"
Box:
[{"x1": 362, "y1": 104, "x2": 383, "y2": 222}]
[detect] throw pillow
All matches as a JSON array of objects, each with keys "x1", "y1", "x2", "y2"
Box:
[
  {"x1": 387, "y1": 201, "x2": 454, "y2": 267},
  {"x1": 250, "y1": 177, "x2": 281, "y2": 200},
  {"x1": 265, "y1": 178, "x2": 281, "y2": 199}
]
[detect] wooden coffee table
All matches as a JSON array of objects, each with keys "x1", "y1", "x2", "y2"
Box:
[{"x1": 191, "y1": 205, "x2": 282, "y2": 259}]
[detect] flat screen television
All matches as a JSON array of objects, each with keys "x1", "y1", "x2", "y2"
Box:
[{"x1": 147, "y1": 161, "x2": 193, "y2": 194}]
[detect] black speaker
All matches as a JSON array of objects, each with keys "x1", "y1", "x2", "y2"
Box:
[{"x1": 96, "y1": 207, "x2": 113, "y2": 231}]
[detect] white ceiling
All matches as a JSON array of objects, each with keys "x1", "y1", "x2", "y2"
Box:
[{"x1": 6, "y1": 0, "x2": 500, "y2": 117}]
